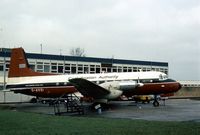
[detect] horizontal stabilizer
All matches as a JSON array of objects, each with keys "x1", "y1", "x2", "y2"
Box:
[{"x1": 69, "y1": 78, "x2": 110, "y2": 99}]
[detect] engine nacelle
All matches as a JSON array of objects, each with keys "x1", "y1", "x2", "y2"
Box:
[
  {"x1": 104, "y1": 89, "x2": 123, "y2": 99},
  {"x1": 99, "y1": 81, "x2": 143, "y2": 99},
  {"x1": 100, "y1": 81, "x2": 120, "y2": 90},
  {"x1": 99, "y1": 81, "x2": 122, "y2": 99},
  {"x1": 100, "y1": 81, "x2": 143, "y2": 92}
]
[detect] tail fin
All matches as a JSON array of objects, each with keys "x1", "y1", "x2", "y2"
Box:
[{"x1": 8, "y1": 47, "x2": 52, "y2": 78}]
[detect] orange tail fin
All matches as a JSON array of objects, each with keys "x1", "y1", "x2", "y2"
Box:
[{"x1": 8, "y1": 47, "x2": 52, "y2": 78}]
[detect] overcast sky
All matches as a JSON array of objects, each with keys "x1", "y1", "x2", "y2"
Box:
[{"x1": 0, "y1": 0, "x2": 200, "y2": 80}]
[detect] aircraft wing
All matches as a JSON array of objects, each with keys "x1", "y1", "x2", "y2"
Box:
[{"x1": 69, "y1": 78, "x2": 110, "y2": 99}]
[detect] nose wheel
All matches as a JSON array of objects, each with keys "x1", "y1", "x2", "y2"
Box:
[
  {"x1": 153, "y1": 95, "x2": 159, "y2": 107},
  {"x1": 153, "y1": 100, "x2": 159, "y2": 107}
]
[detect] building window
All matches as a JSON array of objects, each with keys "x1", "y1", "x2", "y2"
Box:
[
  {"x1": 90, "y1": 67, "x2": 95, "y2": 72},
  {"x1": 71, "y1": 66, "x2": 77, "y2": 74},
  {"x1": 143, "y1": 67, "x2": 147, "y2": 72},
  {"x1": 58, "y1": 66, "x2": 63, "y2": 73},
  {"x1": 164, "y1": 69, "x2": 168, "y2": 74},
  {"x1": 52, "y1": 70, "x2": 57, "y2": 73},
  {"x1": 112, "y1": 67, "x2": 117, "y2": 72},
  {"x1": 84, "y1": 66, "x2": 89, "y2": 73},
  {"x1": 78, "y1": 65, "x2": 83, "y2": 74},
  {"x1": 90, "y1": 65, "x2": 95, "y2": 73},
  {"x1": 65, "y1": 64, "x2": 71, "y2": 70},
  {"x1": 51, "y1": 65, "x2": 57, "y2": 70},
  {"x1": 65, "y1": 71, "x2": 71, "y2": 74},
  {"x1": 78, "y1": 65, "x2": 83, "y2": 71},
  {"x1": 123, "y1": 67, "x2": 128, "y2": 72},
  {"x1": 37, "y1": 65, "x2": 43, "y2": 70},
  {"x1": 107, "y1": 68, "x2": 111, "y2": 72},
  {"x1": 101, "y1": 67, "x2": 107, "y2": 73},
  {"x1": 0, "y1": 65, "x2": 3, "y2": 71},
  {"x1": 118, "y1": 67, "x2": 122, "y2": 72},
  {"x1": 37, "y1": 69, "x2": 43, "y2": 72},
  {"x1": 147, "y1": 68, "x2": 151, "y2": 71},
  {"x1": 128, "y1": 67, "x2": 132, "y2": 72},
  {"x1": 44, "y1": 65, "x2": 50, "y2": 72},
  {"x1": 37, "y1": 62, "x2": 43, "y2": 65},
  {"x1": 30, "y1": 64, "x2": 35, "y2": 71},
  {"x1": 64, "y1": 63, "x2": 71, "y2": 74},
  {"x1": 96, "y1": 67, "x2": 100, "y2": 73},
  {"x1": 6, "y1": 63, "x2": 9, "y2": 71}
]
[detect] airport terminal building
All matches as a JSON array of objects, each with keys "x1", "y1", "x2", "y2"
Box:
[{"x1": 0, "y1": 48, "x2": 168, "y2": 89}]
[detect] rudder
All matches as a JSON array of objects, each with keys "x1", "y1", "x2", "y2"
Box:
[{"x1": 8, "y1": 47, "x2": 52, "y2": 77}]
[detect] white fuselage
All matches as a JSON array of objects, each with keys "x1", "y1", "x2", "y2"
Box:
[{"x1": 7, "y1": 71, "x2": 167, "y2": 85}]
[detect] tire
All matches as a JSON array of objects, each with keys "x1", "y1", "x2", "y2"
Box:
[{"x1": 153, "y1": 100, "x2": 159, "y2": 107}]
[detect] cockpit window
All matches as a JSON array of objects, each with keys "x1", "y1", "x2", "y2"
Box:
[{"x1": 159, "y1": 74, "x2": 168, "y2": 80}]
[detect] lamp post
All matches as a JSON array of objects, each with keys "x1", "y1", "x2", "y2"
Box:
[
  {"x1": 40, "y1": 44, "x2": 43, "y2": 54},
  {"x1": 3, "y1": 49, "x2": 6, "y2": 90},
  {"x1": 3, "y1": 48, "x2": 6, "y2": 103}
]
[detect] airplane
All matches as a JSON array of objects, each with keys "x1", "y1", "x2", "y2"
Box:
[{"x1": 6, "y1": 47, "x2": 181, "y2": 107}]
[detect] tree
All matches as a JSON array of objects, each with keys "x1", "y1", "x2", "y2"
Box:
[{"x1": 70, "y1": 47, "x2": 86, "y2": 57}]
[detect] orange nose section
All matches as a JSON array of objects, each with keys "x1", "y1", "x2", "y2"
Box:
[
  {"x1": 174, "y1": 82, "x2": 182, "y2": 92},
  {"x1": 178, "y1": 83, "x2": 182, "y2": 90}
]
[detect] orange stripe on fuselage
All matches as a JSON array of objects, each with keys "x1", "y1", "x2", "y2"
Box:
[
  {"x1": 124, "y1": 82, "x2": 181, "y2": 97},
  {"x1": 13, "y1": 86, "x2": 77, "y2": 98}
]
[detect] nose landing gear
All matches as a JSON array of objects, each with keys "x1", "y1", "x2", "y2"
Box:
[{"x1": 153, "y1": 95, "x2": 159, "y2": 107}]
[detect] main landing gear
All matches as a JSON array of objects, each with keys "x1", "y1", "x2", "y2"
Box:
[{"x1": 153, "y1": 95, "x2": 159, "y2": 107}]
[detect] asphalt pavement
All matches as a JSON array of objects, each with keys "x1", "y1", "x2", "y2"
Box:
[{"x1": 2, "y1": 99, "x2": 200, "y2": 122}]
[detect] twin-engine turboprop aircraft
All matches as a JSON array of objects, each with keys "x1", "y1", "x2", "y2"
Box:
[{"x1": 6, "y1": 48, "x2": 181, "y2": 106}]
